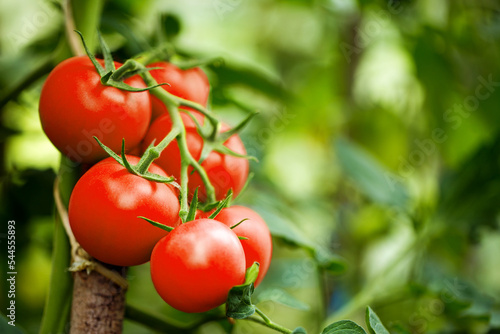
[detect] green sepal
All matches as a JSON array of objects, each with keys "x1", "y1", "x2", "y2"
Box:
[
  {"x1": 138, "y1": 216, "x2": 174, "y2": 232},
  {"x1": 74, "y1": 30, "x2": 106, "y2": 76},
  {"x1": 238, "y1": 236, "x2": 249, "y2": 240},
  {"x1": 120, "y1": 67, "x2": 169, "y2": 81},
  {"x1": 231, "y1": 218, "x2": 249, "y2": 230},
  {"x1": 321, "y1": 320, "x2": 367, "y2": 334},
  {"x1": 93, "y1": 137, "x2": 123, "y2": 166},
  {"x1": 213, "y1": 144, "x2": 258, "y2": 162},
  {"x1": 208, "y1": 190, "x2": 233, "y2": 219},
  {"x1": 365, "y1": 306, "x2": 390, "y2": 334},
  {"x1": 219, "y1": 111, "x2": 258, "y2": 141},
  {"x1": 226, "y1": 262, "x2": 260, "y2": 320},
  {"x1": 96, "y1": 30, "x2": 115, "y2": 72},
  {"x1": 139, "y1": 171, "x2": 176, "y2": 184},
  {"x1": 93, "y1": 137, "x2": 175, "y2": 184},
  {"x1": 121, "y1": 140, "x2": 140, "y2": 176},
  {"x1": 197, "y1": 112, "x2": 258, "y2": 164},
  {"x1": 101, "y1": 74, "x2": 169, "y2": 92},
  {"x1": 185, "y1": 188, "x2": 199, "y2": 222},
  {"x1": 292, "y1": 327, "x2": 308, "y2": 334}
]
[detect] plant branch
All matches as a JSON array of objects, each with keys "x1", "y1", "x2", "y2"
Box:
[
  {"x1": 243, "y1": 308, "x2": 293, "y2": 334},
  {"x1": 63, "y1": 0, "x2": 85, "y2": 56}
]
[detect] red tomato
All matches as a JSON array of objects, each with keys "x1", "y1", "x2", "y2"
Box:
[
  {"x1": 141, "y1": 114, "x2": 249, "y2": 201},
  {"x1": 148, "y1": 61, "x2": 209, "y2": 123},
  {"x1": 68, "y1": 156, "x2": 180, "y2": 266},
  {"x1": 150, "y1": 219, "x2": 245, "y2": 313},
  {"x1": 39, "y1": 56, "x2": 151, "y2": 164},
  {"x1": 209, "y1": 206, "x2": 272, "y2": 287}
]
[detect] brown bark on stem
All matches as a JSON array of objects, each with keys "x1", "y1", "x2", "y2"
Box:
[{"x1": 70, "y1": 265, "x2": 127, "y2": 334}]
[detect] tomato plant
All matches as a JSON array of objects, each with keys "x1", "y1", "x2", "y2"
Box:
[
  {"x1": 39, "y1": 56, "x2": 152, "y2": 164},
  {"x1": 209, "y1": 205, "x2": 272, "y2": 287},
  {"x1": 141, "y1": 113, "x2": 249, "y2": 201},
  {"x1": 68, "y1": 156, "x2": 180, "y2": 266},
  {"x1": 148, "y1": 61, "x2": 209, "y2": 122},
  {"x1": 150, "y1": 218, "x2": 246, "y2": 313}
]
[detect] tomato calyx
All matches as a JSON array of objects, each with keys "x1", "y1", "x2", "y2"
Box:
[
  {"x1": 195, "y1": 111, "x2": 259, "y2": 164},
  {"x1": 94, "y1": 137, "x2": 178, "y2": 185},
  {"x1": 75, "y1": 30, "x2": 167, "y2": 93}
]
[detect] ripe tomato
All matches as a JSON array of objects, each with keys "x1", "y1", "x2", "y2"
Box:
[
  {"x1": 141, "y1": 114, "x2": 249, "y2": 201},
  {"x1": 39, "y1": 56, "x2": 151, "y2": 164},
  {"x1": 148, "y1": 61, "x2": 209, "y2": 122},
  {"x1": 68, "y1": 156, "x2": 180, "y2": 266},
  {"x1": 150, "y1": 219, "x2": 245, "y2": 313},
  {"x1": 208, "y1": 206, "x2": 272, "y2": 287}
]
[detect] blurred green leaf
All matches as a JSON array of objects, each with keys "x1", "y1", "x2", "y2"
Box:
[
  {"x1": 335, "y1": 137, "x2": 409, "y2": 209},
  {"x1": 321, "y1": 320, "x2": 367, "y2": 334},
  {"x1": 292, "y1": 326, "x2": 308, "y2": 334},
  {"x1": 226, "y1": 263, "x2": 259, "y2": 319},
  {"x1": 0, "y1": 313, "x2": 26, "y2": 333},
  {"x1": 365, "y1": 306, "x2": 390, "y2": 334},
  {"x1": 257, "y1": 206, "x2": 347, "y2": 274},
  {"x1": 257, "y1": 288, "x2": 310, "y2": 311},
  {"x1": 439, "y1": 134, "x2": 500, "y2": 240}
]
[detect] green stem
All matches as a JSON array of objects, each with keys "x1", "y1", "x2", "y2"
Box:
[
  {"x1": 70, "y1": 0, "x2": 104, "y2": 53},
  {"x1": 39, "y1": 156, "x2": 81, "y2": 334},
  {"x1": 125, "y1": 304, "x2": 225, "y2": 333},
  {"x1": 138, "y1": 64, "x2": 217, "y2": 204},
  {"x1": 133, "y1": 44, "x2": 175, "y2": 66},
  {"x1": 125, "y1": 304, "x2": 191, "y2": 334},
  {"x1": 136, "y1": 125, "x2": 181, "y2": 174},
  {"x1": 245, "y1": 308, "x2": 293, "y2": 334}
]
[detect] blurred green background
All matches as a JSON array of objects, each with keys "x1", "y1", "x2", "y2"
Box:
[{"x1": 1, "y1": 0, "x2": 500, "y2": 333}]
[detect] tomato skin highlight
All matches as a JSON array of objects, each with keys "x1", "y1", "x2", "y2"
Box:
[
  {"x1": 141, "y1": 114, "x2": 249, "y2": 201},
  {"x1": 148, "y1": 61, "x2": 209, "y2": 123},
  {"x1": 150, "y1": 219, "x2": 246, "y2": 313},
  {"x1": 207, "y1": 206, "x2": 272, "y2": 287},
  {"x1": 68, "y1": 156, "x2": 180, "y2": 266},
  {"x1": 39, "y1": 56, "x2": 151, "y2": 164}
]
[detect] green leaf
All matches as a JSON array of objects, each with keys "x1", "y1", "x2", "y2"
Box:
[
  {"x1": 292, "y1": 327, "x2": 308, "y2": 334},
  {"x1": 335, "y1": 137, "x2": 409, "y2": 209},
  {"x1": 226, "y1": 263, "x2": 260, "y2": 319},
  {"x1": 257, "y1": 288, "x2": 310, "y2": 311},
  {"x1": 230, "y1": 218, "x2": 249, "y2": 230},
  {"x1": 321, "y1": 320, "x2": 367, "y2": 334},
  {"x1": 0, "y1": 313, "x2": 26, "y2": 334},
  {"x1": 365, "y1": 307, "x2": 390, "y2": 334},
  {"x1": 257, "y1": 207, "x2": 347, "y2": 274}
]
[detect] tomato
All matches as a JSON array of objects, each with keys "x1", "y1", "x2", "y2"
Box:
[
  {"x1": 141, "y1": 114, "x2": 249, "y2": 201},
  {"x1": 150, "y1": 218, "x2": 245, "y2": 313},
  {"x1": 208, "y1": 206, "x2": 272, "y2": 287},
  {"x1": 39, "y1": 56, "x2": 151, "y2": 164},
  {"x1": 148, "y1": 61, "x2": 209, "y2": 123},
  {"x1": 68, "y1": 156, "x2": 180, "y2": 266}
]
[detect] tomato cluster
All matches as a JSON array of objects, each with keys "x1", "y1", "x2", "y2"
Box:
[{"x1": 40, "y1": 56, "x2": 272, "y2": 313}]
